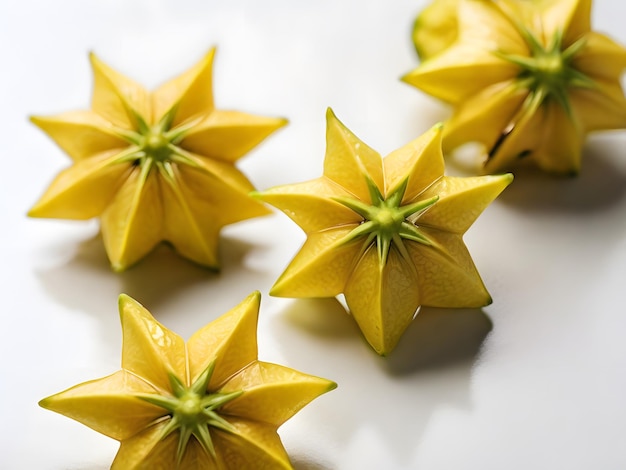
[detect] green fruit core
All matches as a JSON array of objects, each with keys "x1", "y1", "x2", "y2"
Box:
[
  {"x1": 111, "y1": 107, "x2": 201, "y2": 170},
  {"x1": 137, "y1": 361, "x2": 242, "y2": 464},
  {"x1": 499, "y1": 27, "x2": 593, "y2": 111},
  {"x1": 141, "y1": 130, "x2": 173, "y2": 162},
  {"x1": 333, "y1": 177, "x2": 438, "y2": 265},
  {"x1": 175, "y1": 393, "x2": 205, "y2": 423},
  {"x1": 371, "y1": 206, "x2": 405, "y2": 233}
]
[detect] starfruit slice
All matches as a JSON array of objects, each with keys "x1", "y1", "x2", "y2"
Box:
[
  {"x1": 412, "y1": 0, "x2": 459, "y2": 61},
  {"x1": 29, "y1": 49, "x2": 286, "y2": 271},
  {"x1": 256, "y1": 109, "x2": 512, "y2": 355},
  {"x1": 39, "y1": 292, "x2": 336, "y2": 469},
  {"x1": 403, "y1": 0, "x2": 626, "y2": 175}
]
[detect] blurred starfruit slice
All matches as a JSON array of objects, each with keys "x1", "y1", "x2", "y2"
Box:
[
  {"x1": 29, "y1": 49, "x2": 286, "y2": 271},
  {"x1": 404, "y1": 0, "x2": 626, "y2": 175},
  {"x1": 40, "y1": 292, "x2": 336, "y2": 469},
  {"x1": 412, "y1": 0, "x2": 459, "y2": 61},
  {"x1": 256, "y1": 109, "x2": 512, "y2": 355}
]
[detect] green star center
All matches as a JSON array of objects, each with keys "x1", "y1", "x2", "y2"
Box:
[
  {"x1": 112, "y1": 106, "x2": 201, "y2": 172},
  {"x1": 498, "y1": 27, "x2": 594, "y2": 112},
  {"x1": 138, "y1": 360, "x2": 242, "y2": 466},
  {"x1": 371, "y1": 205, "x2": 405, "y2": 233},
  {"x1": 532, "y1": 53, "x2": 564, "y2": 85},
  {"x1": 333, "y1": 177, "x2": 438, "y2": 266},
  {"x1": 175, "y1": 393, "x2": 205, "y2": 424},
  {"x1": 140, "y1": 129, "x2": 173, "y2": 162}
]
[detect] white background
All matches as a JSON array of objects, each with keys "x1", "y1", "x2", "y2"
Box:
[{"x1": 1, "y1": 1, "x2": 625, "y2": 469}]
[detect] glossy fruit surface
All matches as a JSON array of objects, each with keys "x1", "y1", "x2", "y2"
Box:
[
  {"x1": 30, "y1": 49, "x2": 285, "y2": 271},
  {"x1": 39, "y1": 292, "x2": 336, "y2": 469},
  {"x1": 404, "y1": 0, "x2": 626, "y2": 174},
  {"x1": 258, "y1": 109, "x2": 512, "y2": 355}
]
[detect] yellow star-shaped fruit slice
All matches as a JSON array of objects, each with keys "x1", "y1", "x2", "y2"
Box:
[
  {"x1": 40, "y1": 292, "x2": 336, "y2": 469},
  {"x1": 404, "y1": 0, "x2": 626, "y2": 175},
  {"x1": 257, "y1": 109, "x2": 513, "y2": 355},
  {"x1": 29, "y1": 49, "x2": 286, "y2": 271},
  {"x1": 412, "y1": 0, "x2": 460, "y2": 61}
]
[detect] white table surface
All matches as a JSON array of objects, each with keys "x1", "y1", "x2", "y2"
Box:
[{"x1": 2, "y1": 1, "x2": 625, "y2": 469}]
